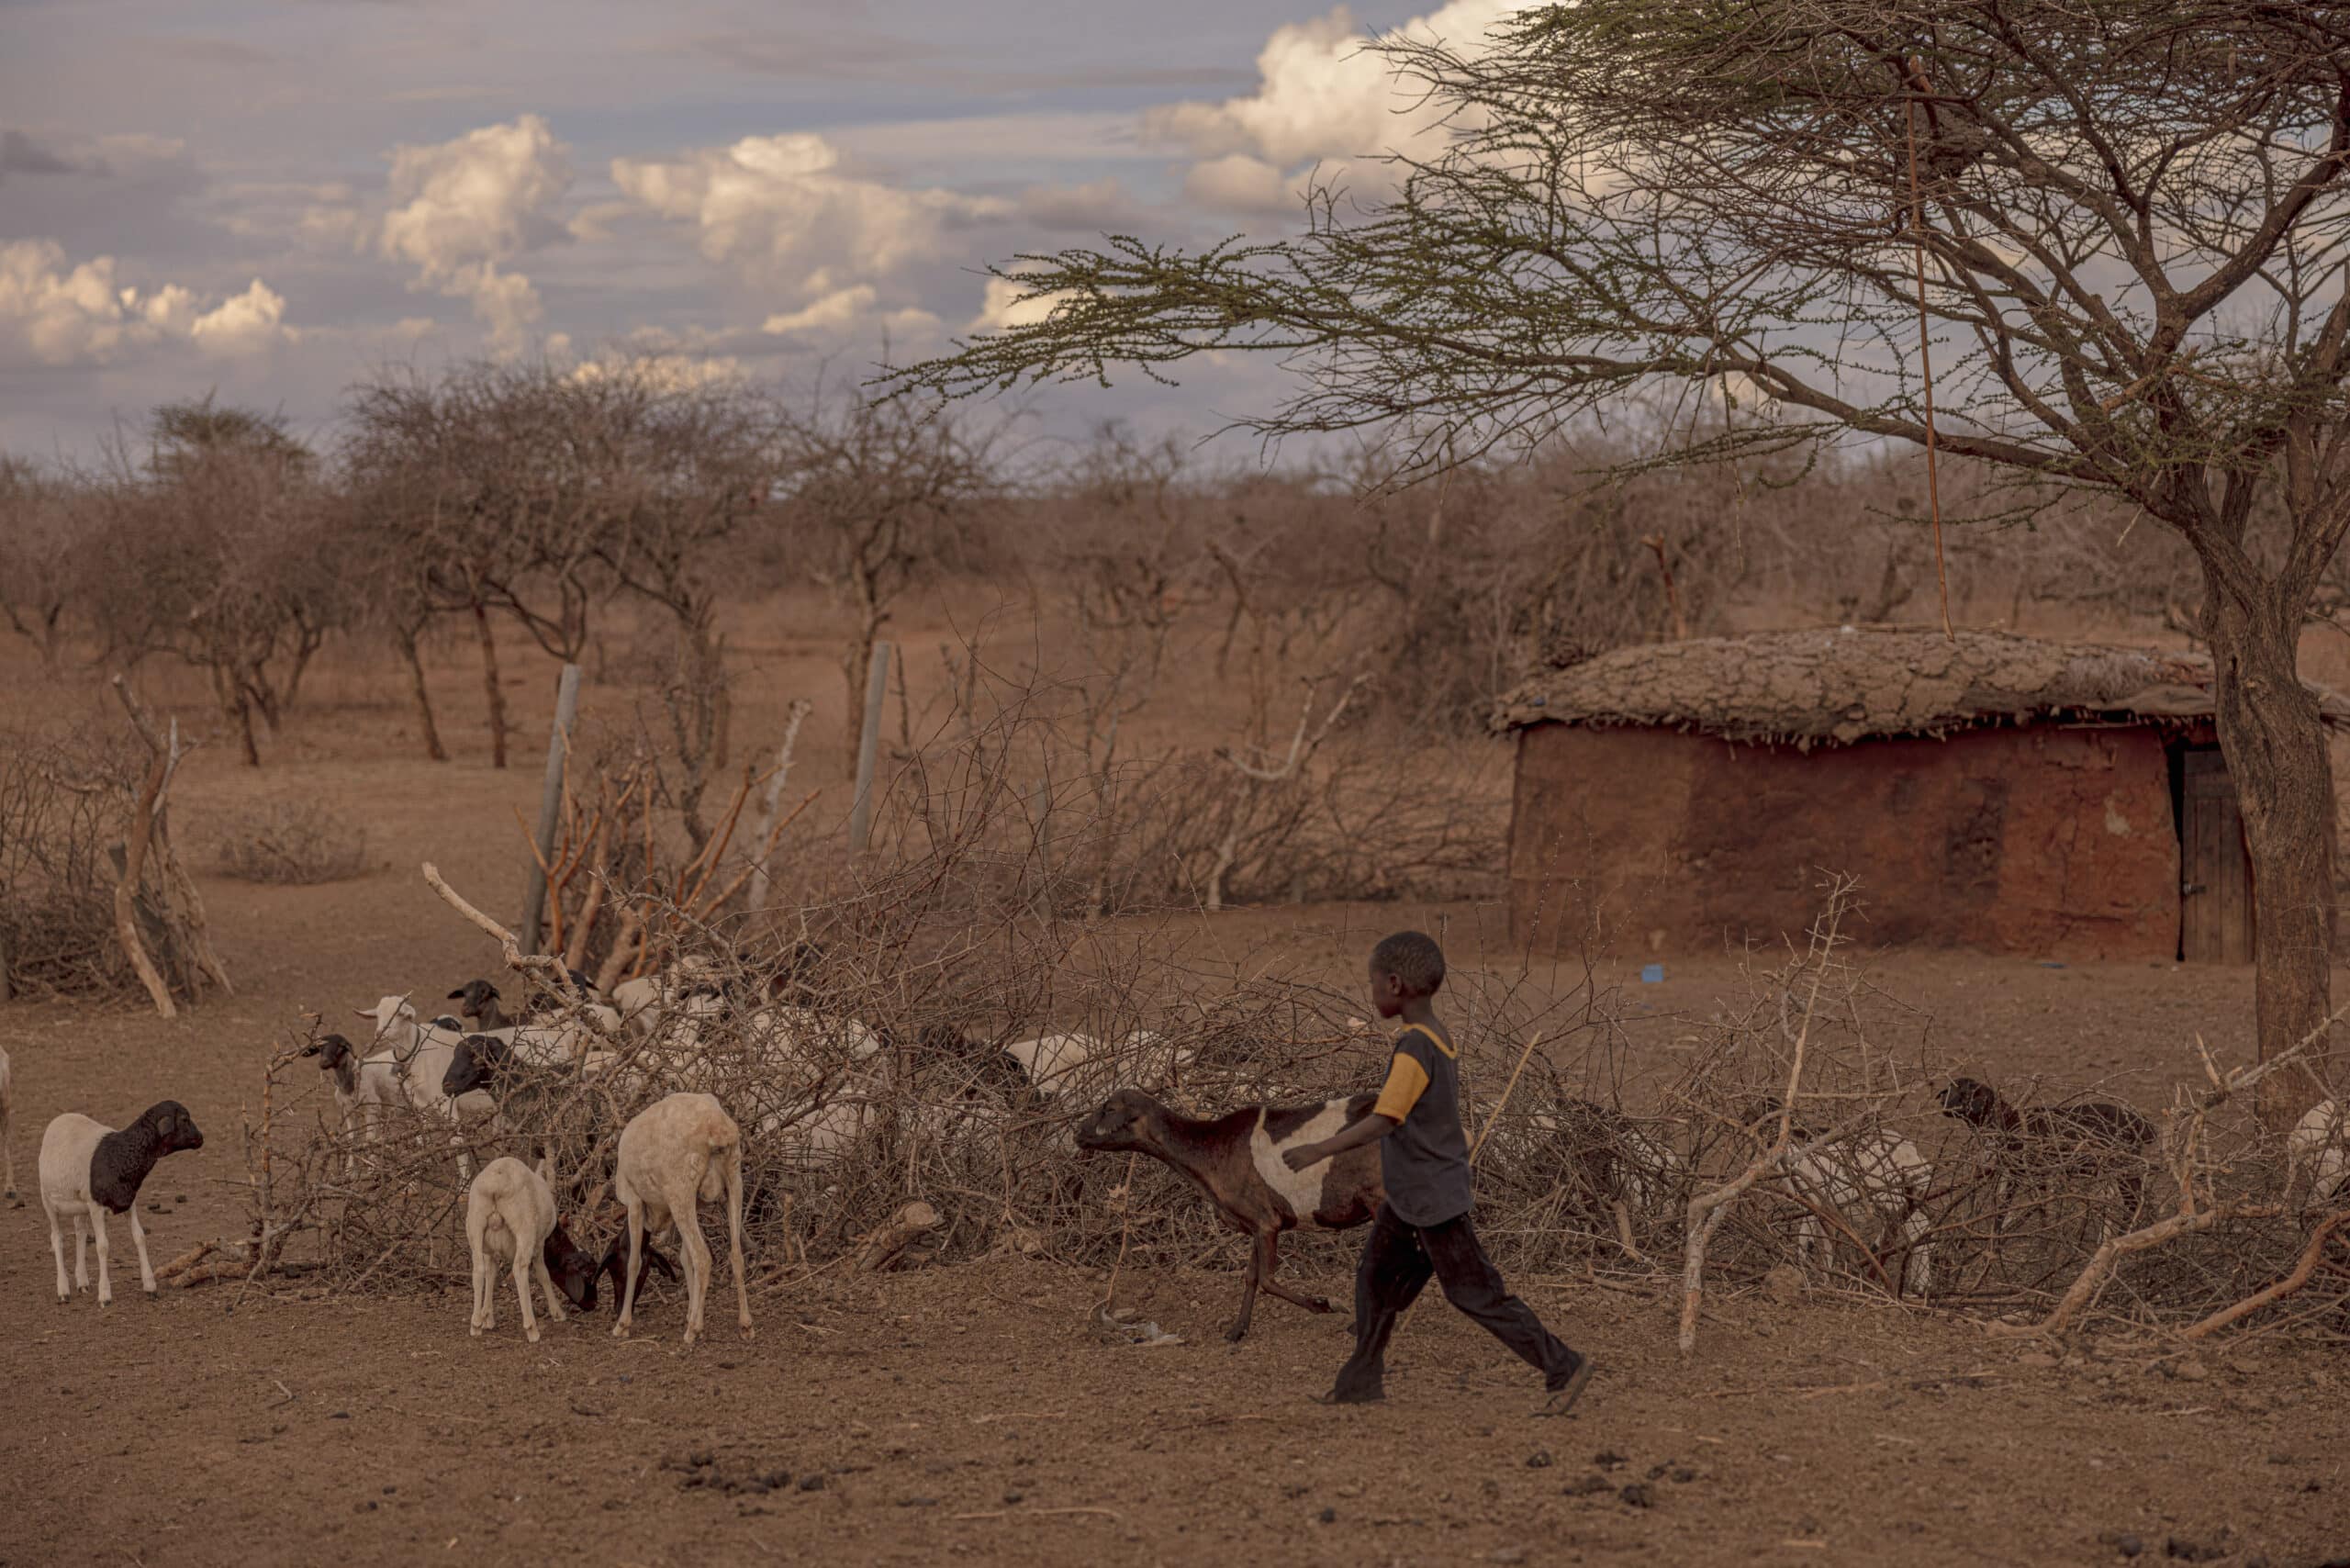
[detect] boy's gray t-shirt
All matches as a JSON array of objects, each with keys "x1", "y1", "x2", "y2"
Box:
[{"x1": 1375, "y1": 1024, "x2": 1474, "y2": 1226}]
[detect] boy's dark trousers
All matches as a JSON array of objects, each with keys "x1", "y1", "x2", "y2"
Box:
[{"x1": 1329, "y1": 1202, "x2": 1576, "y2": 1403}]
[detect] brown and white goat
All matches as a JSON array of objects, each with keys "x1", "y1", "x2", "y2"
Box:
[{"x1": 1074, "y1": 1087, "x2": 1383, "y2": 1342}]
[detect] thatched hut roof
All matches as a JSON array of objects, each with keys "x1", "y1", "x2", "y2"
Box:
[{"x1": 1490, "y1": 625, "x2": 2350, "y2": 749}]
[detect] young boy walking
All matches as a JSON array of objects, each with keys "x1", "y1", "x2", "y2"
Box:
[{"x1": 1282, "y1": 930, "x2": 1595, "y2": 1412}]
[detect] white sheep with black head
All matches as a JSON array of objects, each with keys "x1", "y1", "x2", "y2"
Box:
[{"x1": 40, "y1": 1101, "x2": 205, "y2": 1305}]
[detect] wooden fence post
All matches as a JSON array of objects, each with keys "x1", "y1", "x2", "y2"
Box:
[
  {"x1": 848, "y1": 642, "x2": 891, "y2": 857},
  {"x1": 519, "y1": 663, "x2": 582, "y2": 956}
]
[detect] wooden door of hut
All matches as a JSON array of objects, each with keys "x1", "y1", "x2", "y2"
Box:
[{"x1": 2179, "y1": 747, "x2": 2255, "y2": 964}]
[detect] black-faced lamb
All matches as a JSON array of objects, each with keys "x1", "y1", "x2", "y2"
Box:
[
  {"x1": 39, "y1": 1102, "x2": 205, "y2": 1305},
  {"x1": 300, "y1": 1033, "x2": 407, "y2": 1172},
  {"x1": 1074, "y1": 1086, "x2": 1383, "y2": 1341},
  {"x1": 607, "y1": 1092, "x2": 752, "y2": 1347}
]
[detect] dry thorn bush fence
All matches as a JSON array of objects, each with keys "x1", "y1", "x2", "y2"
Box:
[{"x1": 218, "y1": 723, "x2": 2347, "y2": 1349}]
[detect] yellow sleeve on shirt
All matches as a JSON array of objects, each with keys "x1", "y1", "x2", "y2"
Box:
[{"x1": 1371, "y1": 1051, "x2": 1430, "y2": 1123}]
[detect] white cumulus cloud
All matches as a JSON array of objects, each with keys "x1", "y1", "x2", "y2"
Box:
[
  {"x1": 1182, "y1": 153, "x2": 1295, "y2": 214},
  {"x1": 0, "y1": 240, "x2": 295, "y2": 367},
  {"x1": 968, "y1": 275, "x2": 1078, "y2": 333},
  {"x1": 612, "y1": 132, "x2": 1009, "y2": 307},
  {"x1": 378, "y1": 114, "x2": 574, "y2": 352},
  {"x1": 1148, "y1": 1, "x2": 1519, "y2": 197}
]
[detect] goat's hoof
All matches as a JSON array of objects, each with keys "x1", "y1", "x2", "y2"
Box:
[
  {"x1": 1306, "y1": 1296, "x2": 1335, "y2": 1314},
  {"x1": 55, "y1": 1293, "x2": 68, "y2": 1305},
  {"x1": 611, "y1": 1323, "x2": 630, "y2": 1339},
  {"x1": 1224, "y1": 1325, "x2": 1248, "y2": 1343},
  {"x1": 739, "y1": 1323, "x2": 755, "y2": 1341},
  {"x1": 525, "y1": 1328, "x2": 540, "y2": 1344}
]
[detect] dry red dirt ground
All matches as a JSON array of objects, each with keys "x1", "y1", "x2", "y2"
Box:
[{"x1": 6, "y1": 623, "x2": 2350, "y2": 1567}]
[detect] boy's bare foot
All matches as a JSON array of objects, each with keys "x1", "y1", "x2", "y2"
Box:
[{"x1": 1536, "y1": 1353, "x2": 1595, "y2": 1417}]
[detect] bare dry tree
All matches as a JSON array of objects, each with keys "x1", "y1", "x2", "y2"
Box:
[
  {"x1": 779, "y1": 390, "x2": 1000, "y2": 771},
  {"x1": 78, "y1": 399, "x2": 345, "y2": 767},
  {"x1": 0, "y1": 455, "x2": 84, "y2": 671},
  {"x1": 888, "y1": 1, "x2": 2350, "y2": 1123}
]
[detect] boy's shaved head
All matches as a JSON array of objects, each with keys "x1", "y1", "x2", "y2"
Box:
[{"x1": 1371, "y1": 930, "x2": 1446, "y2": 997}]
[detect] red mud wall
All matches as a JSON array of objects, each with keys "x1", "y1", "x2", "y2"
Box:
[{"x1": 1506, "y1": 724, "x2": 2181, "y2": 959}]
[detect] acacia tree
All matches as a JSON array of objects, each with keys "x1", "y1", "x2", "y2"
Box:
[{"x1": 890, "y1": 0, "x2": 2350, "y2": 1121}]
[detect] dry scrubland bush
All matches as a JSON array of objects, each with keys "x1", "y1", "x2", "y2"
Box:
[
  {"x1": 0, "y1": 729, "x2": 145, "y2": 998},
  {"x1": 211, "y1": 801, "x2": 370, "y2": 885}
]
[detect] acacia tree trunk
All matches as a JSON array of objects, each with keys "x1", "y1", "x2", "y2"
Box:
[
  {"x1": 2205, "y1": 575, "x2": 2337, "y2": 1129},
  {"x1": 397, "y1": 624, "x2": 449, "y2": 762},
  {"x1": 473, "y1": 600, "x2": 509, "y2": 769}
]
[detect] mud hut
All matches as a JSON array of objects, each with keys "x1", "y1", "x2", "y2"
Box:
[{"x1": 1491, "y1": 626, "x2": 2350, "y2": 962}]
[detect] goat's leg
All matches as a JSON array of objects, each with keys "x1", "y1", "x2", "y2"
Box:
[
  {"x1": 468, "y1": 1211, "x2": 494, "y2": 1334},
  {"x1": 724, "y1": 1146, "x2": 753, "y2": 1340},
  {"x1": 612, "y1": 1196, "x2": 645, "y2": 1339},
  {"x1": 510, "y1": 1246, "x2": 540, "y2": 1344},
  {"x1": 91, "y1": 1210, "x2": 113, "y2": 1306},
  {"x1": 1251, "y1": 1228, "x2": 1336, "y2": 1316},
  {"x1": 677, "y1": 1203, "x2": 713, "y2": 1348},
  {"x1": 128, "y1": 1205, "x2": 158, "y2": 1296},
  {"x1": 533, "y1": 1253, "x2": 567, "y2": 1323},
  {"x1": 1226, "y1": 1241, "x2": 1263, "y2": 1343},
  {"x1": 72, "y1": 1213, "x2": 89, "y2": 1293},
  {"x1": 47, "y1": 1205, "x2": 69, "y2": 1302}
]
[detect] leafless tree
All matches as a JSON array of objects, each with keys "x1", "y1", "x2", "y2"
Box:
[
  {"x1": 0, "y1": 456, "x2": 84, "y2": 671},
  {"x1": 779, "y1": 391, "x2": 1000, "y2": 770}
]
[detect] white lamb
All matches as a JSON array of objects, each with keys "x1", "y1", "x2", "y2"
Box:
[
  {"x1": 2288, "y1": 1099, "x2": 2346, "y2": 1208},
  {"x1": 347, "y1": 996, "x2": 493, "y2": 1177},
  {"x1": 1781, "y1": 1126, "x2": 1936, "y2": 1295},
  {"x1": 464, "y1": 1156, "x2": 568, "y2": 1343},
  {"x1": 40, "y1": 1101, "x2": 205, "y2": 1305},
  {"x1": 610, "y1": 1092, "x2": 752, "y2": 1347}
]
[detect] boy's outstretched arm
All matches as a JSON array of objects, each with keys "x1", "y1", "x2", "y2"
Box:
[{"x1": 1281, "y1": 1111, "x2": 1398, "y2": 1171}]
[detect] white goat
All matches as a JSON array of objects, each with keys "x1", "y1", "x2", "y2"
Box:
[
  {"x1": 347, "y1": 996, "x2": 493, "y2": 1177},
  {"x1": 2288, "y1": 1100, "x2": 2346, "y2": 1208},
  {"x1": 610, "y1": 1092, "x2": 752, "y2": 1347},
  {"x1": 39, "y1": 1101, "x2": 205, "y2": 1305},
  {"x1": 1780, "y1": 1126, "x2": 1936, "y2": 1295},
  {"x1": 1007, "y1": 1028, "x2": 1193, "y2": 1101},
  {"x1": 465, "y1": 1156, "x2": 567, "y2": 1343}
]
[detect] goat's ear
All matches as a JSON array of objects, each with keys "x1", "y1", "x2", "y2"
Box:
[
  {"x1": 446, "y1": 988, "x2": 465, "y2": 1001},
  {"x1": 351, "y1": 1007, "x2": 375, "y2": 1019}
]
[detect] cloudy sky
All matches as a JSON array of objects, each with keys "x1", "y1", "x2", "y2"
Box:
[{"x1": 0, "y1": 0, "x2": 1524, "y2": 460}]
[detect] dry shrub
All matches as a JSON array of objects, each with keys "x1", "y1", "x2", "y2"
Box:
[
  {"x1": 212, "y1": 800, "x2": 370, "y2": 885},
  {"x1": 0, "y1": 727, "x2": 146, "y2": 999}
]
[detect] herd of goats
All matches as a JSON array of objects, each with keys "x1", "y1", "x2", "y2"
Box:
[{"x1": 9, "y1": 945, "x2": 2350, "y2": 1346}]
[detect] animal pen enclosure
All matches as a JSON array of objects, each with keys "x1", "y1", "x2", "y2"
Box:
[{"x1": 1493, "y1": 627, "x2": 2348, "y2": 962}]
